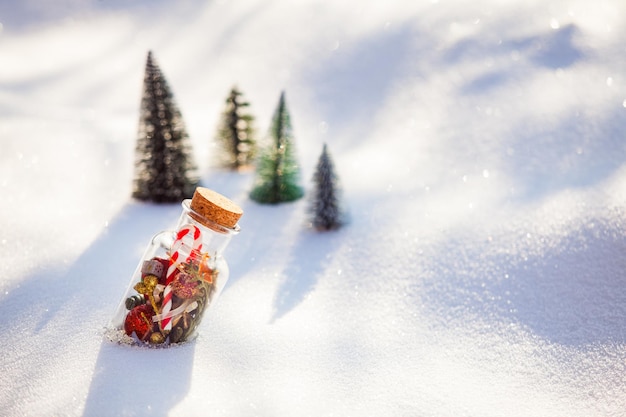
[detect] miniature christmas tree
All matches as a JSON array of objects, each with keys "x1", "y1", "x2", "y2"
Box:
[
  {"x1": 214, "y1": 86, "x2": 256, "y2": 170},
  {"x1": 249, "y1": 91, "x2": 304, "y2": 204},
  {"x1": 309, "y1": 143, "x2": 345, "y2": 231},
  {"x1": 132, "y1": 51, "x2": 199, "y2": 203}
]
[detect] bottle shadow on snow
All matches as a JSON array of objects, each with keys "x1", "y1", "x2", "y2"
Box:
[
  {"x1": 82, "y1": 340, "x2": 195, "y2": 417},
  {"x1": 69, "y1": 202, "x2": 192, "y2": 416},
  {"x1": 0, "y1": 202, "x2": 180, "y2": 340},
  {"x1": 77, "y1": 203, "x2": 195, "y2": 416},
  {"x1": 73, "y1": 202, "x2": 194, "y2": 417},
  {"x1": 0, "y1": 200, "x2": 193, "y2": 415}
]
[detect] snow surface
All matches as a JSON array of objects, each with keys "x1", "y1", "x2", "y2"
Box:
[{"x1": 2, "y1": 0, "x2": 626, "y2": 415}]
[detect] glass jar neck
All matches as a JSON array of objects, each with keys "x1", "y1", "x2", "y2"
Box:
[{"x1": 175, "y1": 199, "x2": 240, "y2": 258}]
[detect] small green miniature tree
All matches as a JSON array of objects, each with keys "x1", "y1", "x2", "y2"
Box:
[
  {"x1": 214, "y1": 86, "x2": 256, "y2": 170},
  {"x1": 132, "y1": 51, "x2": 199, "y2": 203},
  {"x1": 249, "y1": 91, "x2": 304, "y2": 204},
  {"x1": 309, "y1": 144, "x2": 345, "y2": 230}
]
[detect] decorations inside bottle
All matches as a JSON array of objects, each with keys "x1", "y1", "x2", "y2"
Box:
[{"x1": 107, "y1": 187, "x2": 242, "y2": 347}]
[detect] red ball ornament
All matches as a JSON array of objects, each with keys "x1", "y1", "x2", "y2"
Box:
[{"x1": 124, "y1": 304, "x2": 155, "y2": 341}]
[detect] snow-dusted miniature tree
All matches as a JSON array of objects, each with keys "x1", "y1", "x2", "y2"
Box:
[
  {"x1": 214, "y1": 86, "x2": 256, "y2": 170},
  {"x1": 132, "y1": 51, "x2": 199, "y2": 203},
  {"x1": 249, "y1": 91, "x2": 304, "y2": 204},
  {"x1": 309, "y1": 144, "x2": 345, "y2": 231}
]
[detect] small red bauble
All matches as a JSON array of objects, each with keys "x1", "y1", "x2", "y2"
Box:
[{"x1": 124, "y1": 304, "x2": 155, "y2": 341}]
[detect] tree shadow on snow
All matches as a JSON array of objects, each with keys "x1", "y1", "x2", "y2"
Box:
[
  {"x1": 504, "y1": 108, "x2": 626, "y2": 202},
  {"x1": 0, "y1": 0, "x2": 204, "y2": 31},
  {"x1": 450, "y1": 24, "x2": 585, "y2": 96},
  {"x1": 270, "y1": 229, "x2": 344, "y2": 323},
  {"x1": 420, "y1": 218, "x2": 626, "y2": 346},
  {"x1": 300, "y1": 22, "x2": 423, "y2": 147},
  {"x1": 493, "y1": 220, "x2": 626, "y2": 346},
  {"x1": 222, "y1": 197, "x2": 305, "y2": 289},
  {"x1": 442, "y1": 21, "x2": 625, "y2": 202}
]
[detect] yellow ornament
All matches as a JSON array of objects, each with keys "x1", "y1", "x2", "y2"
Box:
[
  {"x1": 134, "y1": 275, "x2": 161, "y2": 314},
  {"x1": 149, "y1": 331, "x2": 165, "y2": 344}
]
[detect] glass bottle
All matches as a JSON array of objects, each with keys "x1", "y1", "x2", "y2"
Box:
[{"x1": 108, "y1": 187, "x2": 243, "y2": 346}]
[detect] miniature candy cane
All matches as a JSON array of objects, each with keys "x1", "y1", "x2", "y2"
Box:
[
  {"x1": 153, "y1": 299, "x2": 198, "y2": 322},
  {"x1": 160, "y1": 225, "x2": 202, "y2": 331}
]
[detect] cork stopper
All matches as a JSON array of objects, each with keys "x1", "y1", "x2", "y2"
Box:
[{"x1": 190, "y1": 188, "x2": 243, "y2": 229}]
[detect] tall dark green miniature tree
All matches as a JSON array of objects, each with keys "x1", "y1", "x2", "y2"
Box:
[
  {"x1": 309, "y1": 143, "x2": 345, "y2": 230},
  {"x1": 132, "y1": 51, "x2": 199, "y2": 203},
  {"x1": 249, "y1": 91, "x2": 304, "y2": 204},
  {"x1": 214, "y1": 86, "x2": 256, "y2": 170}
]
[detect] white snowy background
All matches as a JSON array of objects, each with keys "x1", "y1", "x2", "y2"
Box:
[{"x1": 1, "y1": 0, "x2": 626, "y2": 415}]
